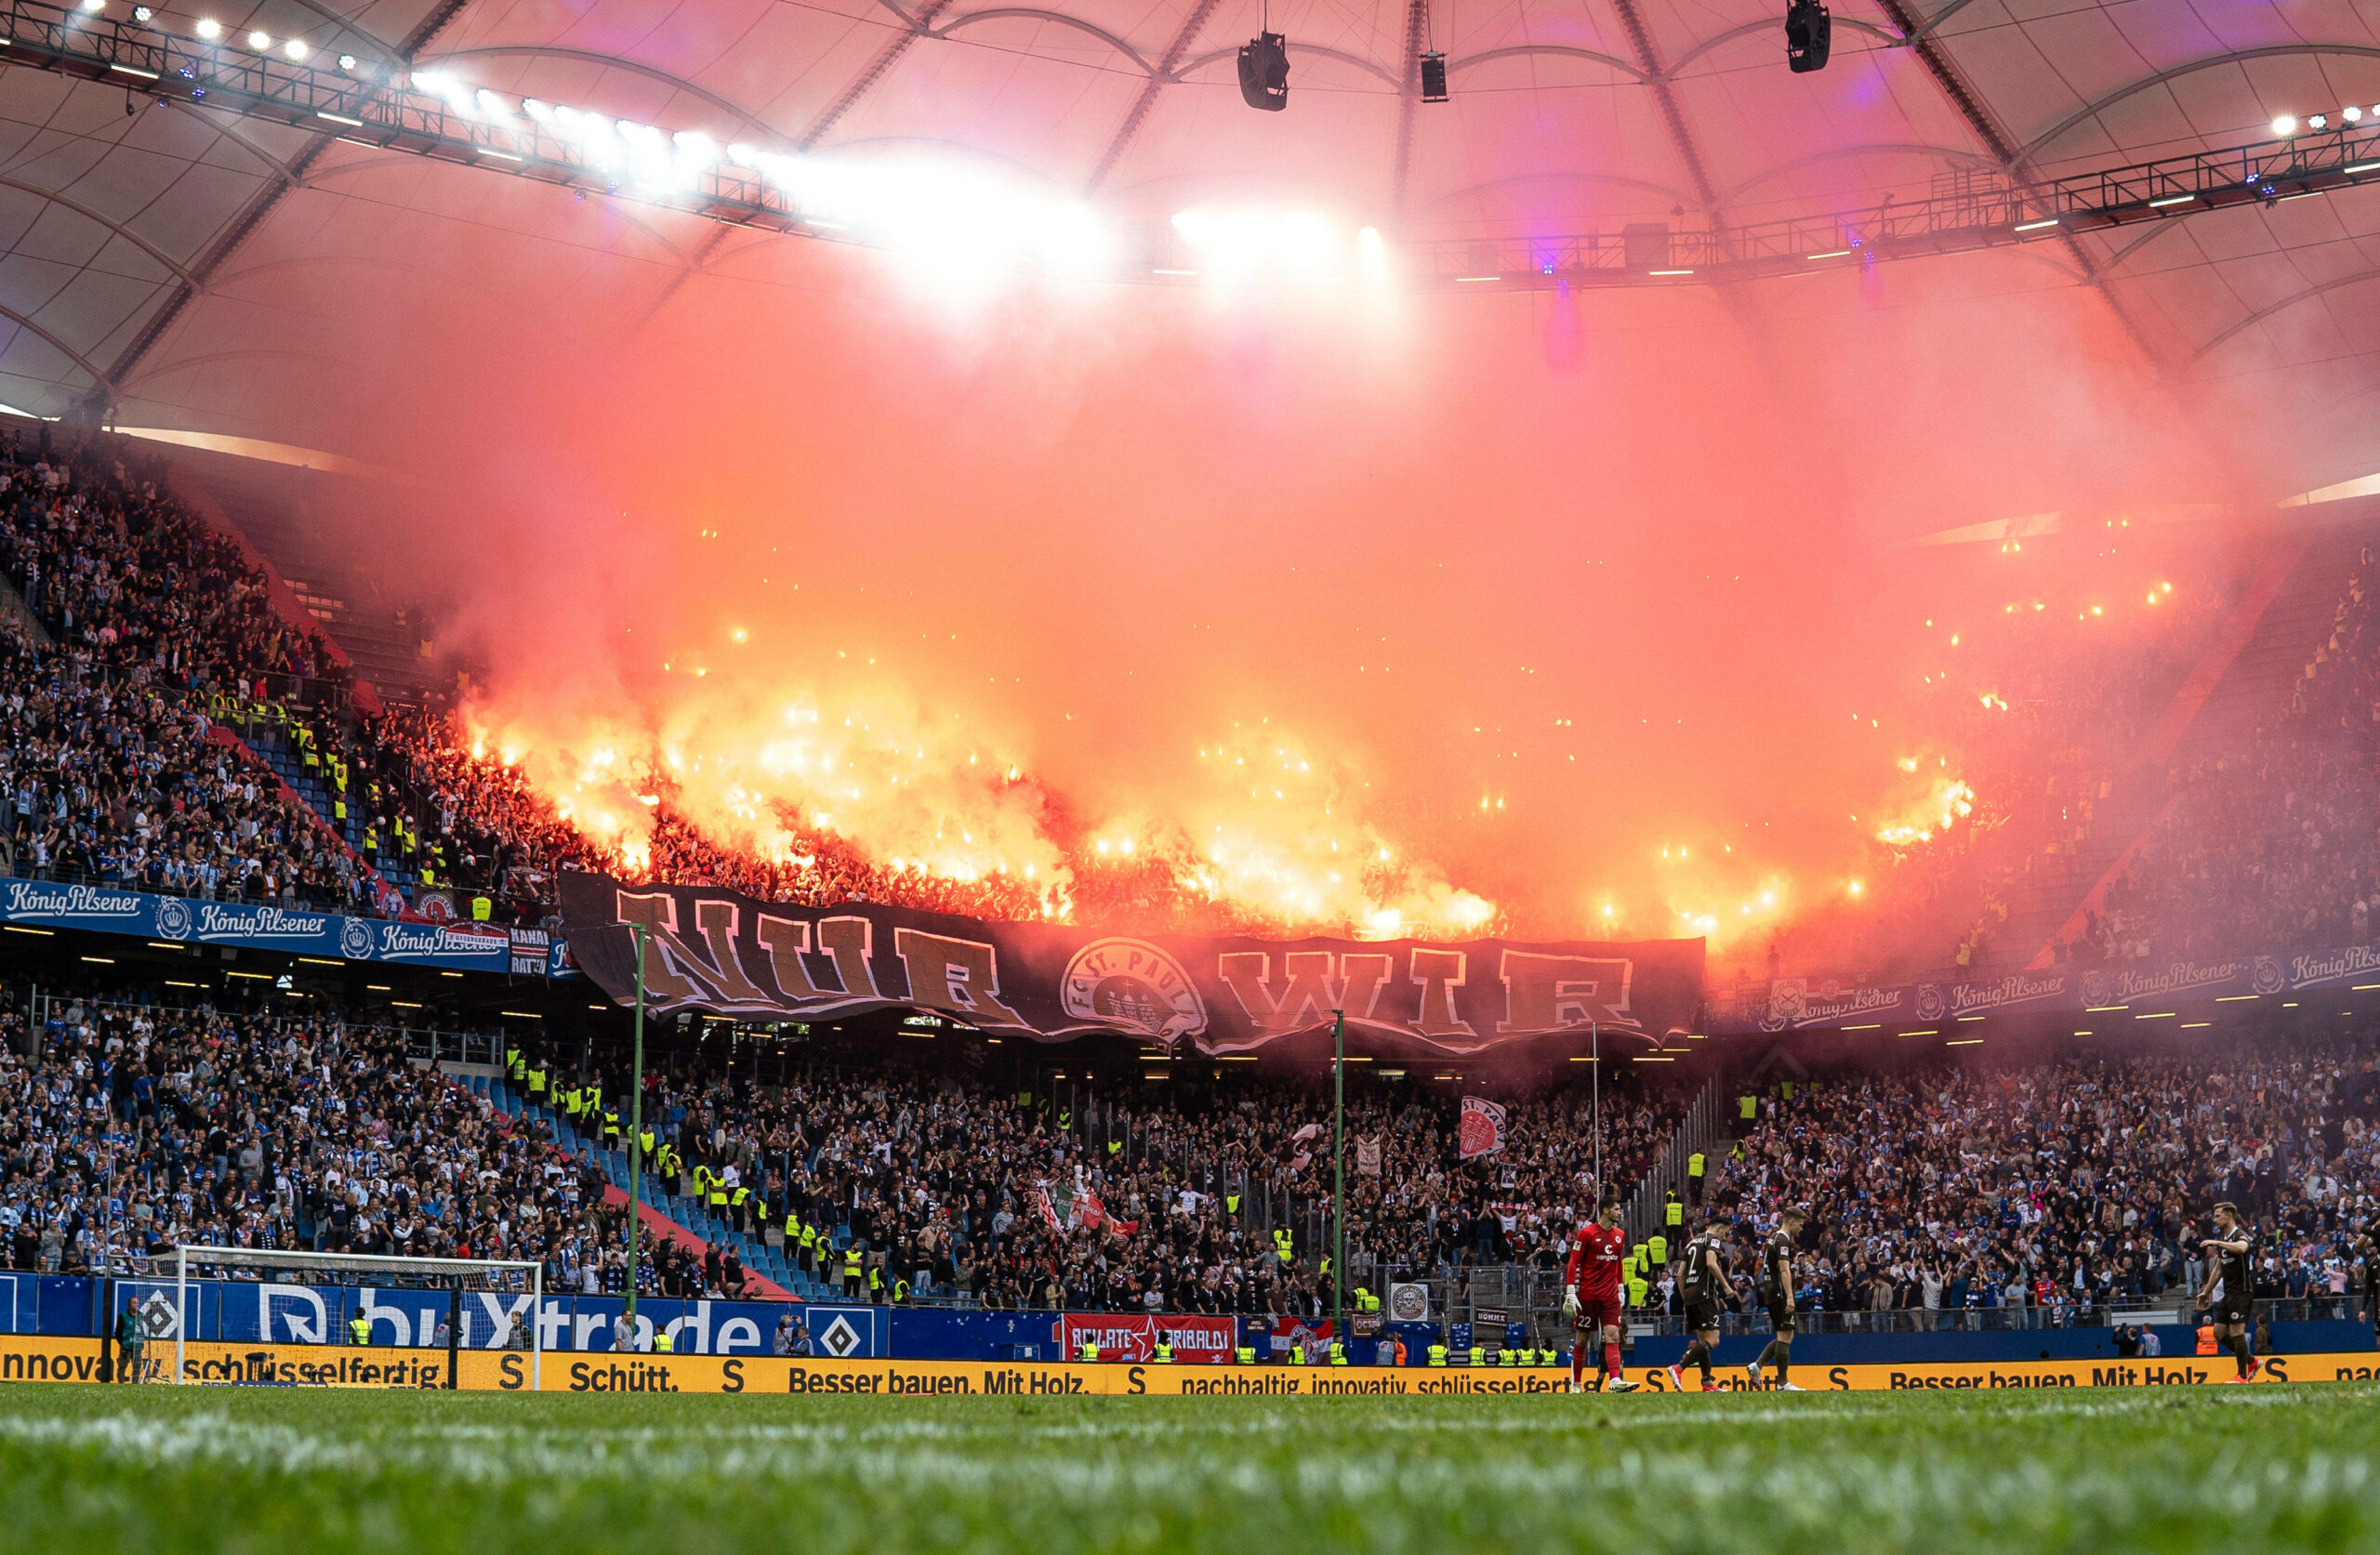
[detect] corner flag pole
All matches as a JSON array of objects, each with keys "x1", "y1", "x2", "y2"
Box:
[
  {"x1": 1330, "y1": 1007, "x2": 1346, "y2": 1343},
  {"x1": 625, "y1": 923, "x2": 647, "y2": 1336}
]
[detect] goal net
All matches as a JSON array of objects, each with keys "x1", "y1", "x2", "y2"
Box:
[{"x1": 145, "y1": 1245, "x2": 545, "y2": 1388}]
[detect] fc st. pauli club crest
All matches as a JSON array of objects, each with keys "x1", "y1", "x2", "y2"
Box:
[{"x1": 1060, "y1": 939, "x2": 1207, "y2": 1043}]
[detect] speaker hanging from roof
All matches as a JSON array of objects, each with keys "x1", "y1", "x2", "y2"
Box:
[
  {"x1": 1420, "y1": 50, "x2": 1448, "y2": 103},
  {"x1": 1239, "y1": 31, "x2": 1289, "y2": 110},
  {"x1": 1786, "y1": 0, "x2": 1831, "y2": 72}
]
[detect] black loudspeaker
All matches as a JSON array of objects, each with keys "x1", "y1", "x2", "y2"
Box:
[
  {"x1": 1239, "y1": 32, "x2": 1289, "y2": 110},
  {"x1": 1420, "y1": 51, "x2": 1448, "y2": 102},
  {"x1": 1786, "y1": 0, "x2": 1831, "y2": 72}
]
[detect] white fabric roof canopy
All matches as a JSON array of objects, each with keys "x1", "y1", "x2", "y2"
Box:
[{"x1": 4, "y1": 0, "x2": 2379, "y2": 483}]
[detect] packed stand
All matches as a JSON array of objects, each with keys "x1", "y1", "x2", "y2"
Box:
[
  {"x1": 2091, "y1": 548, "x2": 2380, "y2": 963},
  {"x1": 0, "y1": 431, "x2": 1489, "y2": 936},
  {"x1": 1790, "y1": 549, "x2": 2237, "y2": 987},
  {"x1": 0, "y1": 431, "x2": 387, "y2": 916},
  {"x1": 1686, "y1": 1042, "x2": 2380, "y2": 1328},
  {"x1": 0, "y1": 985, "x2": 754, "y2": 1301},
  {"x1": 561, "y1": 1047, "x2": 1691, "y2": 1313}
]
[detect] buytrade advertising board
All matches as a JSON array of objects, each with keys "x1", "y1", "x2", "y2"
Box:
[{"x1": 9, "y1": 1338, "x2": 2380, "y2": 1394}]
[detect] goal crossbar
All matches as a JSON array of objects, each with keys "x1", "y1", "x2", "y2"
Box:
[{"x1": 170, "y1": 1245, "x2": 544, "y2": 1389}]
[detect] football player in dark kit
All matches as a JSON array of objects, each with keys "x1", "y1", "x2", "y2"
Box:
[
  {"x1": 1669, "y1": 1212, "x2": 1739, "y2": 1392},
  {"x1": 2360, "y1": 1218, "x2": 2380, "y2": 1344},
  {"x1": 1747, "y1": 1205, "x2": 1807, "y2": 1391},
  {"x1": 2196, "y1": 1201, "x2": 2261, "y2": 1382}
]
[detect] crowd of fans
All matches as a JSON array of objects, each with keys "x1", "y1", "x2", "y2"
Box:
[
  {"x1": 5, "y1": 955, "x2": 2377, "y2": 1336},
  {"x1": 628, "y1": 810, "x2": 1049, "y2": 925},
  {"x1": 0, "y1": 982, "x2": 758, "y2": 1299},
  {"x1": 2093, "y1": 548, "x2": 2380, "y2": 962},
  {"x1": 1681, "y1": 1042, "x2": 2380, "y2": 1325},
  {"x1": 15, "y1": 421, "x2": 2380, "y2": 978},
  {"x1": 569, "y1": 1050, "x2": 1690, "y2": 1313},
  {"x1": 0, "y1": 614, "x2": 377, "y2": 913},
  {"x1": 0, "y1": 435, "x2": 324, "y2": 687},
  {"x1": 1781, "y1": 547, "x2": 2238, "y2": 988},
  {"x1": 0, "y1": 960, "x2": 1693, "y2": 1316},
  {"x1": 0, "y1": 430, "x2": 390, "y2": 916}
]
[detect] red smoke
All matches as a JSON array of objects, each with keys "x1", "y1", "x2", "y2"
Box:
[{"x1": 196, "y1": 214, "x2": 2260, "y2": 958}]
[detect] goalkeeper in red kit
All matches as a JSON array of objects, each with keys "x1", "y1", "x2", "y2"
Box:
[{"x1": 1564, "y1": 1195, "x2": 1637, "y2": 1393}]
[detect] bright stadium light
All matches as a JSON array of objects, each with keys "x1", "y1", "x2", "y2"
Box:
[
  {"x1": 2273, "y1": 114, "x2": 2297, "y2": 135},
  {"x1": 1040, "y1": 200, "x2": 1110, "y2": 275},
  {"x1": 284, "y1": 38, "x2": 307, "y2": 59},
  {"x1": 194, "y1": 16, "x2": 219, "y2": 36},
  {"x1": 1171, "y1": 208, "x2": 1368, "y2": 282},
  {"x1": 337, "y1": 52, "x2": 356, "y2": 70},
  {"x1": 132, "y1": 4, "x2": 151, "y2": 17},
  {"x1": 333, "y1": 74, "x2": 1124, "y2": 283},
  {"x1": 79, "y1": 0, "x2": 105, "y2": 14},
  {"x1": 247, "y1": 29, "x2": 270, "y2": 48}
]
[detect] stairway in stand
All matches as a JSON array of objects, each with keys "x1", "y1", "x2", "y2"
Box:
[{"x1": 454, "y1": 1070, "x2": 872, "y2": 1303}]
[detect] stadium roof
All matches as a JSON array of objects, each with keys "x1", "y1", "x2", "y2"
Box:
[{"x1": 5, "y1": 0, "x2": 2380, "y2": 484}]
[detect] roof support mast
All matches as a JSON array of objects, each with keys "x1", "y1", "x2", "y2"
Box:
[
  {"x1": 1392, "y1": 0, "x2": 1429, "y2": 216},
  {"x1": 1606, "y1": 0, "x2": 1718, "y2": 212},
  {"x1": 1087, "y1": 0, "x2": 1222, "y2": 193},
  {"x1": 1867, "y1": 0, "x2": 2162, "y2": 367}
]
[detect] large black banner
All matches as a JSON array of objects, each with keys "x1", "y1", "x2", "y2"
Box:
[{"x1": 557, "y1": 875, "x2": 1703, "y2": 1060}]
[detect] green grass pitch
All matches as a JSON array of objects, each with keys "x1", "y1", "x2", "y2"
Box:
[{"x1": 3, "y1": 1381, "x2": 2378, "y2": 1553}]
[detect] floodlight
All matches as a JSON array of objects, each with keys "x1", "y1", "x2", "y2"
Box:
[
  {"x1": 1786, "y1": 0, "x2": 1831, "y2": 72},
  {"x1": 1238, "y1": 32, "x2": 1289, "y2": 110},
  {"x1": 194, "y1": 17, "x2": 219, "y2": 37}
]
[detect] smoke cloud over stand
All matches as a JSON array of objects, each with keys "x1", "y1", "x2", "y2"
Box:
[{"x1": 273, "y1": 230, "x2": 2251, "y2": 960}]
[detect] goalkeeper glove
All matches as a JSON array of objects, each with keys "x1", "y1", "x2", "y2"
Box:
[{"x1": 1562, "y1": 1285, "x2": 1579, "y2": 1318}]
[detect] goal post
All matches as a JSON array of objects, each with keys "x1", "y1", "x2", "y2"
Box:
[{"x1": 168, "y1": 1245, "x2": 544, "y2": 1390}]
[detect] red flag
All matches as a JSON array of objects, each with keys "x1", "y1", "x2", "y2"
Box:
[{"x1": 1459, "y1": 1096, "x2": 1508, "y2": 1159}]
